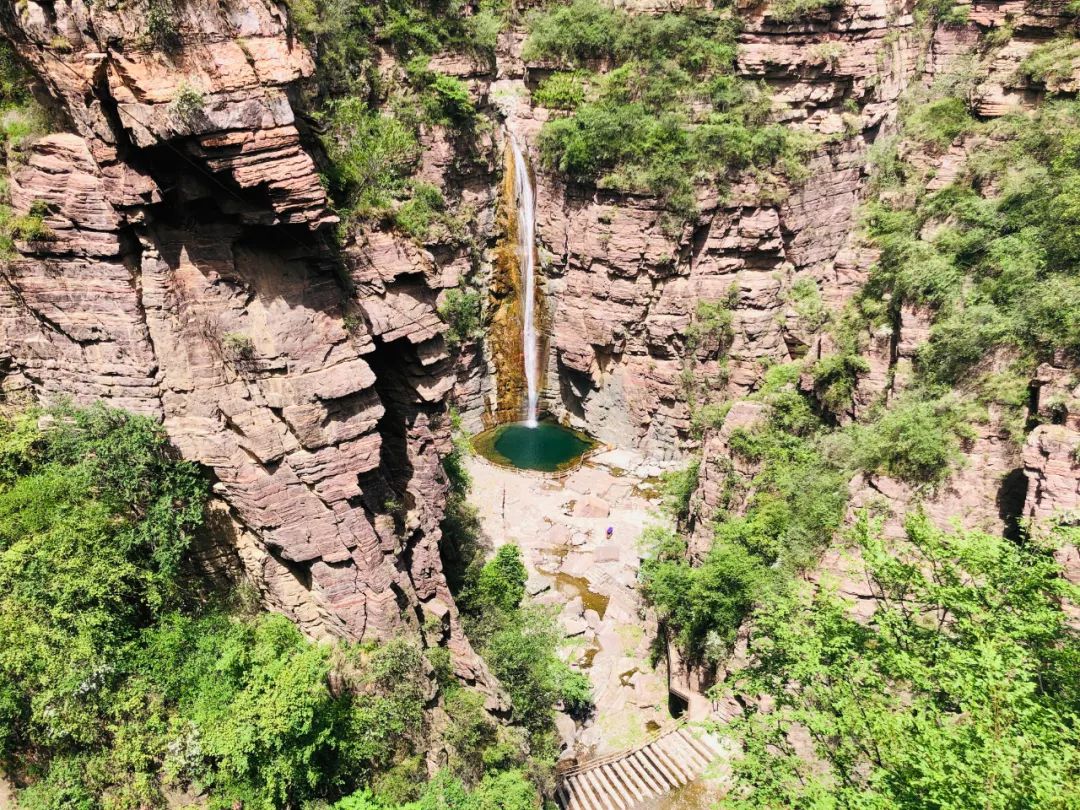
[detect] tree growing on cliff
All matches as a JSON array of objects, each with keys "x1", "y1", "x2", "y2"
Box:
[
  {"x1": 0, "y1": 404, "x2": 430, "y2": 808},
  {"x1": 721, "y1": 514, "x2": 1080, "y2": 809}
]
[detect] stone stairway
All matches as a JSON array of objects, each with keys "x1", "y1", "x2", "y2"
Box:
[{"x1": 556, "y1": 726, "x2": 724, "y2": 810}]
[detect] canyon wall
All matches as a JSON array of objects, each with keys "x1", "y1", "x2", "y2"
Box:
[
  {"x1": 0, "y1": 0, "x2": 503, "y2": 695},
  {"x1": 506, "y1": 0, "x2": 1080, "y2": 546},
  {"x1": 1, "y1": 0, "x2": 1078, "y2": 701},
  {"x1": 512, "y1": 0, "x2": 922, "y2": 458}
]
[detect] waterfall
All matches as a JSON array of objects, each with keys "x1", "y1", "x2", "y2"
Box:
[{"x1": 511, "y1": 136, "x2": 540, "y2": 427}]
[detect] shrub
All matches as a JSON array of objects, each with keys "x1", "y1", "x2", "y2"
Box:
[
  {"x1": 481, "y1": 606, "x2": 578, "y2": 733},
  {"x1": 641, "y1": 526, "x2": 772, "y2": 663},
  {"x1": 338, "y1": 769, "x2": 541, "y2": 810},
  {"x1": 532, "y1": 71, "x2": 589, "y2": 110},
  {"x1": 923, "y1": 0, "x2": 970, "y2": 24},
  {"x1": 438, "y1": 286, "x2": 483, "y2": 347},
  {"x1": 904, "y1": 97, "x2": 973, "y2": 152},
  {"x1": 522, "y1": 0, "x2": 620, "y2": 65},
  {"x1": 0, "y1": 44, "x2": 46, "y2": 159},
  {"x1": 691, "y1": 401, "x2": 733, "y2": 436},
  {"x1": 916, "y1": 303, "x2": 1014, "y2": 386},
  {"x1": 554, "y1": 669, "x2": 593, "y2": 719},
  {"x1": 767, "y1": 0, "x2": 842, "y2": 22},
  {"x1": 811, "y1": 352, "x2": 869, "y2": 414},
  {"x1": 685, "y1": 296, "x2": 736, "y2": 353},
  {"x1": 850, "y1": 395, "x2": 972, "y2": 485},
  {"x1": 396, "y1": 182, "x2": 446, "y2": 241},
  {"x1": 170, "y1": 82, "x2": 205, "y2": 124},
  {"x1": 659, "y1": 458, "x2": 701, "y2": 524},
  {"x1": 222, "y1": 331, "x2": 255, "y2": 363},
  {"x1": 9, "y1": 200, "x2": 52, "y2": 243},
  {"x1": 1020, "y1": 37, "x2": 1080, "y2": 93},
  {"x1": 423, "y1": 73, "x2": 476, "y2": 126},
  {"x1": 321, "y1": 98, "x2": 420, "y2": 220},
  {"x1": 787, "y1": 276, "x2": 828, "y2": 331},
  {"x1": 467, "y1": 545, "x2": 527, "y2": 615},
  {"x1": 146, "y1": 0, "x2": 181, "y2": 50},
  {"x1": 467, "y1": 5, "x2": 507, "y2": 58},
  {"x1": 444, "y1": 687, "x2": 499, "y2": 780}
]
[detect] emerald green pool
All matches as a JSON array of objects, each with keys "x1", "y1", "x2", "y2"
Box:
[{"x1": 473, "y1": 420, "x2": 595, "y2": 473}]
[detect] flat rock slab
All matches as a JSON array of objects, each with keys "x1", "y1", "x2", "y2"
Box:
[
  {"x1": 573, "y1": 494, "x2": 611, "y2": 518},
  {"x1": 547, "y1": 523, "x2": 573, "y2": 545},
  {"x1": 589, "y1": 448, "x2": 642, "y2": 471},
  {"x1": 566, "y1": 466, "x2": 614, "y2": 497},
  {"x1": 595, "y1": 545, "x2": 621, "y2": 563}
]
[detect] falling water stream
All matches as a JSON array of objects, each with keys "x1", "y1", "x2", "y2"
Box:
[{"x1": 510, "y1": 136, "x2": 540, "y2": 427}]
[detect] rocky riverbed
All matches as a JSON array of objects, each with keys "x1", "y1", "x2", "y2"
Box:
[{"x1": 466, "y1": 448, "x2": 678, "y2": 760}]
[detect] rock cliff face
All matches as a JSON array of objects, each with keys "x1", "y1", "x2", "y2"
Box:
[
  {"x1": 501, "y1": 0, "x2": 1079, "y2": 541},
  {"x1": 507, "y1": 0, "x2": 924, "y2": 458},
  {"x1": 0, "y1": 0, "x2": 501, "y2": 692},
  {"x1": 2, "y1": 0, "x2": 1078, "y2": 697}
]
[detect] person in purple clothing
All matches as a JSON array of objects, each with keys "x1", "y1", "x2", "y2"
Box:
[{"x1": 606, "y1": 526, "x2": 614, "y2": 539}]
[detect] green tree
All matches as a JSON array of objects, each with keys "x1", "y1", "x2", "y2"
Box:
[
  {"x1": 0, "y1": 404, "x2": 434, "y2": 807},
  {"x1": 723, "y1": 514, "x2": 1080, "y2": 809},
  {"x1": 470, "y1": 545, "x2": 527, "y2": 615}
]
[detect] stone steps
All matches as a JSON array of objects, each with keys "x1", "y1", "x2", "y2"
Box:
[{"x1": 556, "y1": 728, "x2": 724, "y2": 810}]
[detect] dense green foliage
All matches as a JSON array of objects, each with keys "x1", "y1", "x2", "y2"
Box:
[
  {"x1": 843, "y1": 393, "x2": 974, "y2": 485},
  {"x1": 902, "y1": 96, "x2": 974, "y2": 153},
  {"x1": 860, "y1": 101, "x2": 1080, "y2": 398},
  {"x1": 765, "y1": 0, "x2": 842, "y2": 21},
  {"x1": 320, "y1": 98, "x2": 420, "y2": 219},
  {"x1": 438, "y1": 286, "x2": 484, "y2": 347},
  {"x1": 525, "y1": 0, "x2": 809, "y2": 217},
  {"x1": 458, "y1": 545, "x2": 592, "y2": 735},
  {"x1": 288, "y1": 0, "x2": 505, "y2": 102},
  {"x1": 0, "y1": 405, "x2": 435, "y2": 807},
  {"x1": 1020, "y1": 37, "x2": 1080, "y2": 94},
  {"x1": 643, "y1": 373, "x2": 848, "y2": 664},
  {"x1": 292, "y1": 0, "x2": 499, "y2": 229},
  {"x1": 658, "y1": 458, "x2": 701, "y2": 524},
  {"x1": 724, "y1": 515, "x2": 1080, "y2": 808},
  {"x1": 531, "y1": 72, "x2": 589, "y2": 110},
  {"x1": 334, "y1": 769, "x2": 538, "y2": 810}
]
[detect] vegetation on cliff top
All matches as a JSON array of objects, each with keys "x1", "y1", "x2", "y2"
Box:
[
  {"x1": 285, "y1": 0, "x2": 503, "y2": 235},
  {"x1": 524, "y1": 0, "x2": 811, "y2": 218}
]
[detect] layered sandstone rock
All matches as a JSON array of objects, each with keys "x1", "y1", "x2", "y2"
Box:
[
  {"x1": 498, "y1": 0, "x2": 925, "y2": 456},
  {"x1": 0, "y1": 0, "x2": 504, "y2": 697}
]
